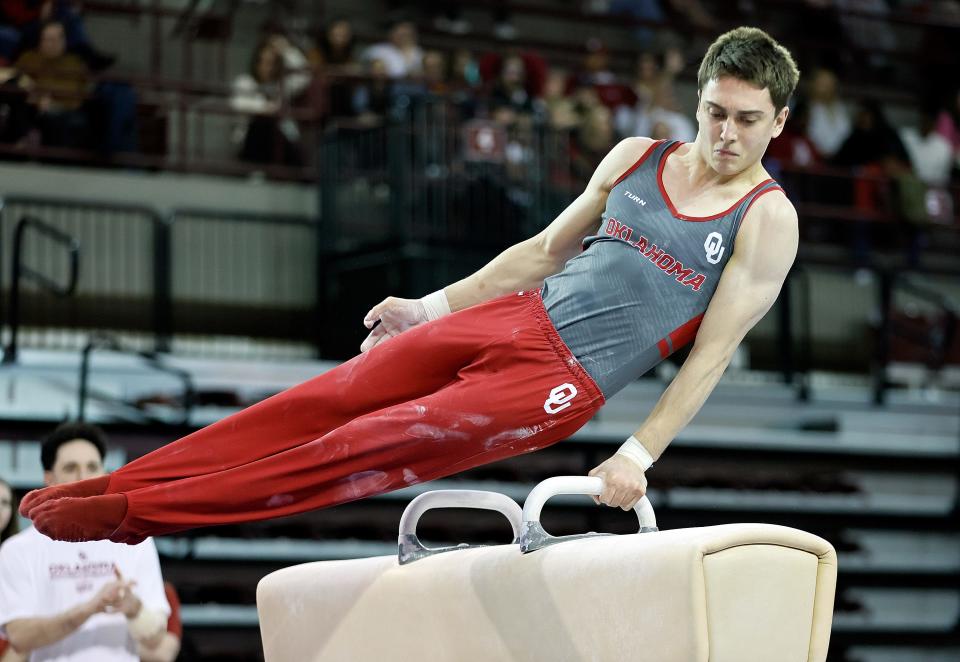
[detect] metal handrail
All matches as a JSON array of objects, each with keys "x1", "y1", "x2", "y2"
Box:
[
  {"x1": 0, "y1": 197, "x2": 173, "y2": 354},
  {"x1": 2, "y1": 216, "x2": 80, "y2": 364},
  {"x1": 874, "y1": 268, "x2": 959, "y2": 404},
  {"x1": 78, "y1": 332, "x2": 195, "y2": 424}
]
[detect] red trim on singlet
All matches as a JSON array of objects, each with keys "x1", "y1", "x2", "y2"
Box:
[
  {"x1": 612, "y1": 139, "x2": 665, "y2": 188},
  {"x1": 656, "y1": 142, "x2": 776, "y2": 222},
  {"x1": 737, "y1": 183, "x2": 785, "y2": 233},
  {"x1": 657, "y1": 313, "x2": 706, "y2": 359}
]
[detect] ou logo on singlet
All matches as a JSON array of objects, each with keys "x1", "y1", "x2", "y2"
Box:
[
  {"x1": 704, "y1": 232, "x2": 725, "y2": 265},
  {"x1": 544, "y1": 383, "x2": 578, "y2": 415}
]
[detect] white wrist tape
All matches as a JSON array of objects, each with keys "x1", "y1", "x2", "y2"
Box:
[
  {"x1": 127, "y1": 605, "x2": 165, "y2": 641},
  {"x1": 615, "y1": 435, "x2": 655, "y2": 471},
  {"x1": 420, "y1": 289, "x2": 451, "y2": 321}
]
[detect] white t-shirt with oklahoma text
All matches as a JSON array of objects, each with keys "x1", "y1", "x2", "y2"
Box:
[{"x1": 0, "y1": 526, "x2": 170, "y2": 662}]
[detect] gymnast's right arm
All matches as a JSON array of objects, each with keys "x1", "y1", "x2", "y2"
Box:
[{"x1": 361, "y1": 137, "x2": 653, "y2": 352}]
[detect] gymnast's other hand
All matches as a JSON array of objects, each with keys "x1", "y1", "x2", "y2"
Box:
[
  {"x1": 588, "y1": 455, "x2": 648, "y2": 511},
  {"x1": 361, "y1": 296, "x2": 429, "y2": 352}
]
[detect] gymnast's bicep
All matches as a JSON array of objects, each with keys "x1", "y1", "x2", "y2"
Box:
[{"x1": 692, "y1": 194, "x2": 798, "y2": 356}]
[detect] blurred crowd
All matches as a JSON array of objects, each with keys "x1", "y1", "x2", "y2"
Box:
[
  {"x1": 0, "y1": 0, "x2": 957, "y2": 202},
  {"x1": 223, "y1": 3, "x2": 960, "y2": 226},
  {"x1": 0, "y1": 1, "x2": 136, "y2": 156}
]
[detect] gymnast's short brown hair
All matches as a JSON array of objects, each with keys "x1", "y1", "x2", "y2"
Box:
[{"x1": 698, "y1": 27, "x2": 800, "y2": 112}]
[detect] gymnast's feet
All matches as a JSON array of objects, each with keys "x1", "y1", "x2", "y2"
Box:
[
  {"x1": 31, "y1": 494, "x2": 128, "y2": 543},
  {"x1": 19, "y1": 475, "x2": 112, "y2": 518}
]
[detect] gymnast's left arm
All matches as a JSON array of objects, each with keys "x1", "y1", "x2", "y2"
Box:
[{"x1": 589, "y1": 192, "x2": 799, "y2": 510}]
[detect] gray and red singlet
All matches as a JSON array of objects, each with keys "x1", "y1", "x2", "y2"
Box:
[{"x1": 542, "y1": 139, "x2": 783, "y2": 397}]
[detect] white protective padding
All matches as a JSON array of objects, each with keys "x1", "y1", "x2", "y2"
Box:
[{"x1": 257, "y1": 523, "x2": 837, "y2": 662}]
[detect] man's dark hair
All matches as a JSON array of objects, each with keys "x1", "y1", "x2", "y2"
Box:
[
  {"x1": 698, "y1": 27, "x2": 800, "y2": 111},
  {"x1": 41, "y1": 422, "x2": 107, "y2": 471}
]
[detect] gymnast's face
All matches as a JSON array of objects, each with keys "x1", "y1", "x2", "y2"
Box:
[
  {"x1": 45, "y1": 439, "x2": 105, "y2": 487},
  {"x1": 696, "y1": 75, "x2": 788, "y2": 176}
]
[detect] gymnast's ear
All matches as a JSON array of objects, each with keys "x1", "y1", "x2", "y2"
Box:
[{"x1": 771, "y1": 104, "x2": 789, "y2": 138}]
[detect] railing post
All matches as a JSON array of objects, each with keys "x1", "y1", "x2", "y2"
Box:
[
  {"x1": 873, "y1": 267, "x2": 894, "y2": 406},
  {"x1": 3, "y1": 217, "x2": 80, "y2": 364},
  {"x1": 778, "y1": 266, "x2": 795, "y2": 387},
  {"x1": 153, "y1": 212, "x2": 173, "y2": 353},
  {"x1": 796, "y1": 266, "x2": 812, "y2": 402}
]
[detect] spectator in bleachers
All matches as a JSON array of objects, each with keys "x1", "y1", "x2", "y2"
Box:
[
  {"x1": 615, "y1": 46, "x2": 692, "y2": 142},
  {"x1": 488, "y1": 53, "x2": 538, "y2": 127},
  {"x1": 422, "y1": 50, "x2": 449, "y2": 96},
  {"x1": 832, "y1": 99, "x2": 921, "y2": 261},
  {"x1": 309, "y1": 18, "x2": 357, "y2": 70},
  {"x1": 571, "y1": 100, "x2": 616, "y2": 181},
  {"x1": 231, "y1": 34, "x2": 309, "y2": 166},
  {"x1": 0, "y1": 478, "x2": 16, "y2": 544},
  {"x1": 934, "y1": 88, "x2": 960, "y2": 179},
  {"x1": 0, "y1": 422, "x2": 170, "y2": 662},
  {"x1": 0, "y1": 1, "x2": 113, "y2": 70},
  {"x1": 764, "y1": 99, "x2": 821, "y2": 170},
  {"x1": 451, "y1": 49, "x2": 481, "y2": 90},
  {"x1": 0, "y1": 477, "x2": 21, "y2": 662},
  {"x1": 0, "y1": 64, "x2": 31, "y2": 146},
  {"x1": 308, "y1": 18, "x2": 359, "y2": 119},
  {"x1": 806, "y1": 68, "x2": 851, "y2": 159},
  {"x1": 543, "y1": 67, "x2": 579, "y2": 131},
  {"x1": 352, "y1": 57, "x2": 395, "y2": 124},
  {"x1": 363, "y1": 19, "x2": 423, "y2": 79},
  {"x1": 900, "y1": 104, "x2": 953, "y2": 187},
  {"x1": 572, "y1": 38, "x2": 635, "y2": 111},
  {"x1": 137, "y1": 582, "x2": 181, "y2": 662},
  {"x1": 12, "y1": 19, "x2": 90, "y2": 149},
  {"x1": 448, "y1": 48, "x2": 481, "y2": 118},
  {"x1": 832, "y1": 98, "x2": 909, "y2": 171}
]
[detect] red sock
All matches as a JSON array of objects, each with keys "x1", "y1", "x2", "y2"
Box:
[
  {"x1": 31, "y1": 494, "x2": 128, "y2": 542},
  {"x1": 20, "y1": 475, "x2": 112, "y2": 518}
]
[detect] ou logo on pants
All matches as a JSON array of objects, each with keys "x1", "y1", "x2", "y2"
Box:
[{"x1": 544, "y1": 383, "x2": 578, "y2": 414}]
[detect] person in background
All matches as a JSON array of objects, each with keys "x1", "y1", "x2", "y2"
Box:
[
  {"x1": 363, "y1": 19, "x2": 423, "y2": 79},
  {"x1": 0, "y1": 422, "x2": 170, "y2": 662},
  {"x1": 764, "y1": 99, "x2": 820, "y2": 170},
  {"x1": 0, "y1": 477, "x2": 24, "y2": 662},
  {"x1": 0, "y1": 0, "x2": 114, "y2": 71},
  {"x1": 12, "y1": 19, "x2": 91, "y2": 148},
  {"x1": 806, "y1": 68, "x2": 851, "y2": 160},
  {"x1": 308, "y1": 18, "x2": 359, "y2": 119},
  {"x1": 900, "y1": 103, "x2": 953, "y2": 187},
  {"x1": 231, "y1": 33, "x2": 309, "y2": 166},
  {"x1": 933, "y1": 87, "x2": 960, "y2": 180}
]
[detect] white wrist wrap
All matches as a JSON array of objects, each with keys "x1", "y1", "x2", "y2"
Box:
[
  {"x1": 420, "y1": 289, "x2": 451, "y2": 321},
  {"x1": 615, "y1": 435, "x2": 655, "y2": 471},
  {"x1": 127, "y1": 606, "x2": 165, "y2": 641}
]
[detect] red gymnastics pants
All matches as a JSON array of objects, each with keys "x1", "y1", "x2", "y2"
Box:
[{"x1": 101, "y1": 290, "x2": 606, "y2": 540}]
